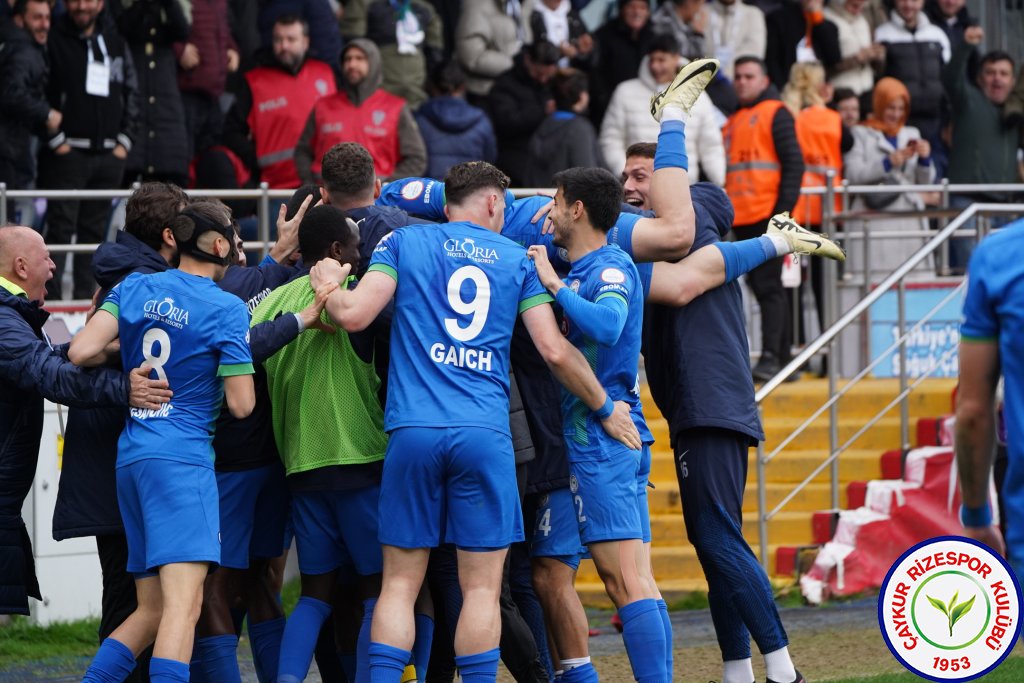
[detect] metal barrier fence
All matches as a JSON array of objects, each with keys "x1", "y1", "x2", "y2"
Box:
[{"x1": 753, "y1": 202, "x2": 1024, "y2": 572}]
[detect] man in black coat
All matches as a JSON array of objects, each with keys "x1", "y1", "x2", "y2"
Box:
[
  {"x1": 487, "y1": 40, "x2": 559, "y2": 186},
  {"x1": 42, "y1": 0, "x2": 140, "y2": 300},
  {"x1": 0, "y1": 225, "x2": 171, "y2": 617},
  {"x1": 0, "y1": 0, "x2": 61, "y2": 197},
  {"x1": 764, "y1": 0, "x2": 841, "y2": 89}
]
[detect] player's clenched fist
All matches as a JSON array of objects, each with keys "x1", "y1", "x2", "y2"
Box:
[{"x1": 310, "y1": 258, "x2": 352, "y2": 289}]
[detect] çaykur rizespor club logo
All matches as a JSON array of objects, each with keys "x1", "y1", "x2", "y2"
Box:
[{"x1": 879, "y1": 536, "x2": 1021, "y2": 681}]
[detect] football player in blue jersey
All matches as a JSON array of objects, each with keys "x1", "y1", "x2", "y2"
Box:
[
  {"x1": 529, "y1": 165, "x2": 669, "y2": 683},
  {"x1": 307, "y1": 160, "x2": 640, "y2": 683},
  {"x1": 70, "y1": 201, "x2": 257, "y2": 683}
]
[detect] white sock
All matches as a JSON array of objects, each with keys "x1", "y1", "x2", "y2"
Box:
[
  {"x1": 766, "y1": 233, "x2": 791, "y2": 257},
  {"x1": 661, "y1": 104, "x2": 689, "y2": 123},
  {"x1": 560, "y1": 657, "x2": 591, "y2": 671},
  {"x1": 723, "y1": 658, "x2": 755, "y2": 683},
  {"x1": 764, "y1": 646, "x2": 797, "y2": 682}
]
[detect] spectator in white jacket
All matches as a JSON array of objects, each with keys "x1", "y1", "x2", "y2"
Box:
[{"x1": 599, "y1": 33, "x2": 726, "y2": 184}]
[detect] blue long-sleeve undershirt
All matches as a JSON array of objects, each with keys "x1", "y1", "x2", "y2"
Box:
[{"x1": 555, "y1": 287, "x2": 629, "y2": 347}]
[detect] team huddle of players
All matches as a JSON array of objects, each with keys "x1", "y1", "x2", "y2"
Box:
[{"x1": 67, "y1": 59, "x2": 843, "y2": 683}]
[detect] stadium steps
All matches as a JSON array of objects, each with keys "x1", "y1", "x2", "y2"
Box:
[{"x1": 572, "y1": 378, "x2": 957, "y2": 607}]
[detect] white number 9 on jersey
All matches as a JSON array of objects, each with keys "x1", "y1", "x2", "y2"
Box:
[
  {"x1": 142, "y1": 328, "x2": 172, "y2": 381},
  {"x1": 444, "y1": 265, "x2": 491, "y2": 342}
]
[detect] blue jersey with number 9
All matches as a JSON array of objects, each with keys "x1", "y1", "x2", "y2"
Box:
[
  {"x1": 100, "y1": 270, "x2": 254, "y2": 468},
  {"x1": 368, "y1": 221, "x2": 552, "y2": 435}
]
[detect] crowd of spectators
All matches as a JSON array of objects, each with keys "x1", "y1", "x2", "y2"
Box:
[{"x1": 1, "y1": 0, "x2": 1024, "y2": 298}]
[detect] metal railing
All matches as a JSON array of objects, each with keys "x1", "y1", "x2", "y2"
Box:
[{"x1": 752, "y1": 202, "x2": 1024, "y2": 572}]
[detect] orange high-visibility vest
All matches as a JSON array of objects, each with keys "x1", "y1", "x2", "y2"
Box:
[
  {"x1": 724, "y1": 99, "x2": 785, "y2": 226},
  {"x1": 720, "y1": 99, "x2": 782, "y2": 227},
  {"x1": 793, "y1": 105, "x2": 843, "y2": 226}
]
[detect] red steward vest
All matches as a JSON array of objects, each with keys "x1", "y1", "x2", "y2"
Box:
[
  {"x1": 245, "y1": 59, "x2": 336, "y2": 188},
  {"x1": 793, "y1": 105, "x2": 843, "y2": 226},
  {"x1": 724, "y1": 99, "x2": 785, "y2": 226},
  {"x1": 310, "y1": 89, "x2": 406, "y2": 179}
]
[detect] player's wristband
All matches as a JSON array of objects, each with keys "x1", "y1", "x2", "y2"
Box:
[
  {"x1": 959, "y1": 503, "x2": 992, "y2": 528},
  {"x1": 594, "y1": 396, "x2": 614, "y2": 420}
]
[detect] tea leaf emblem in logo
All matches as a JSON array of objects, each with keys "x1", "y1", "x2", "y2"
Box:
[{"x1": 928, "y1": 590, "x2": 977, "y2": 637}]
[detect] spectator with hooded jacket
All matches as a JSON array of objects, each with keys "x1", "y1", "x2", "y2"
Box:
[
  {"x1": 0, "y1": 0, "x2": 60, "y2": 197},
  {"x1": 415, "y1": 60, "x2": 497, "y2": 179},
  {"x1": 110, "y1": 0, "x2": 190, "y2": 186},
  {"x1": 600, "y1": 33, "x2": 725, "y2": 185},
  {"x1": 296, "y1": 38, "x2": 428, "y2": 181},
  {"x1": 43, "y1": 0, "x2": 140, "y2": 300}
]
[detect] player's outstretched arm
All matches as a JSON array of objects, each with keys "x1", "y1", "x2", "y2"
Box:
[
  {"x1": 224, "y1": 374, "x2": 255, "y2": 419},
  {"x1": 69, "y1": 309, "x2": 121, "y2": 367},
  {"x1": 646, "y1": 251, "x2": 727, "y2": 307},
  {"x1": 310, "y1": 260, "x2": 397, "y2": 332},
  {"x1": 521, "y1": 303, "x2": 642, "y2": 450}
]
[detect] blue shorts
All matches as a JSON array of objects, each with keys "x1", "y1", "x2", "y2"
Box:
[
  {"x1": 117, "y1": 459, "x2": 220, "y2": 574},
  {"x1": 530, "y1": 488, "x2": 585, "y2": 570},
  {"x1": 216, "y1": 462, "x2": 289, "y2": 569},
  {"x1": 379, "y1": 427, "x2": 524, "y2": 551},
  {"x1": 291, "y1": 486, "x2": 383, "y2": 576},
  {"x1": 638, "y1": 445, "x2": 652, "y2": 544},
  {"x1": 569, "y1": 445, "x2": 643, "y2": 546}
]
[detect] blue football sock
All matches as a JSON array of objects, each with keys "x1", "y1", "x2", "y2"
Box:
[
  {"x1": 356, "y1": 598, "x2": 378, "y2": 683},
  {"x1": 560, "y1": 661, "x2": 599, "y2": 683},
  {"x1": 654, "y1": 120, "x2": 688, "y2": 171},
  {"x1": 657, "y1": 598, "x2": 674, "y2": 680},
  {"x1": 82, "y1": 637, "x2": 137, "y2": 683},
  {"x1": 150, "y1": 657, "x2": 190, "y2": 683},
  {"x1": 620, "y1": 599, "x2": 668, "y2": 683},
  {"x1": 277, "y1": 596, "x2": 332, "y2": 682},
  {"x1": 198, "y1": 634, "x2": 241, "y2": 683},
  {"x1": 412, "y1": 612, "x2": 435, "y2": 681},
  {"x1": 455, "y1": 648, "x2": 501, "y2": 683},
  {"x1": 338, "y1": 651, "x2": 357, "y2": 681},
  {"x1": 715, "y1": 236, "x2": 778, "y2": 283},
  {"x1": 248, "y1": 616, "x2": 285, "y2": 683},
  {"x1": 368, "y1": 642, "x2": 411, "y2": 683}
]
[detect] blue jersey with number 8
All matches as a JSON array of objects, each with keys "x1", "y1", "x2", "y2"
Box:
[
  {"x1": 368, "y1": 221, "x2": 551, "y2": 435},
  {"x1": 100, "y1": 270, "x2": 254, "y2": 468}
]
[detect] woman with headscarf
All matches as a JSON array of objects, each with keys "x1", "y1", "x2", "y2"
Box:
[{"x1": 843, "y1": 76, "x2": 936, "y2": 279}]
